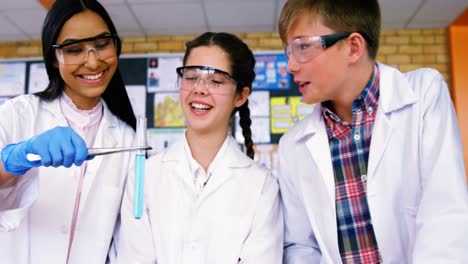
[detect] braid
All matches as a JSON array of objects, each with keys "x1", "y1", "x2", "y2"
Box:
[{"x1": 239, "y1": 100, "x2": 254, "y2": 159}]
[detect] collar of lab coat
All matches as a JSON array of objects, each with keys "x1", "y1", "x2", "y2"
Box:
[
  {"x1": 163, "y1": 135, "x2": 253, "y2": 169},
  {"x1": 377, "y1": 62, "x2": 418, "y2": 113},
  {"x1": 41, "y1": 97, "x2": 121, "y2": 147},
  {"x1": 294, "y1": 62, "x2": 418, "y2": 142},
  {"x1": 162, "y1": 135, "x2": 254, "y2": 199}
]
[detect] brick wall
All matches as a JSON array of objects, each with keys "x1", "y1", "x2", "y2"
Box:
[
  {"x1": 0, "y1": 28, "x2": 450, "y2": 86},
  {"x1": 377, "y1": 29, "x2": 450, "y2": 83}
]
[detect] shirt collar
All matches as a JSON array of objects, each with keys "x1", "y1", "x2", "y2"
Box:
[
  {"x1": 183, "y1": 133, "x2": 230, "y2": 177},
  {"x1": 359, "y1": 63, "x2": 380, "y2": 114},
  {"x1": 322, "y1": 63, "x2": 380, "y2": 124},
  {"x1": 59, "y1": 92, "x2": 103, "y2": 129}
]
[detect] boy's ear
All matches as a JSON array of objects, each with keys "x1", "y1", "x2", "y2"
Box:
[
  {"x1": 347, "y1": 32, "x2": 367, "y2": 63},
  {"x1": 234, "y1": 87, "x2": 250, "y2": 108}
]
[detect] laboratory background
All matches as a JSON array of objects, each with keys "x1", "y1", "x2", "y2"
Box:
[{"x1": 0, "y1": 0, "x2": 467, "y2": 181}]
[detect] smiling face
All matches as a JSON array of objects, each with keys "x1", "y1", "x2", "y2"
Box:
[
  {"x1": 285, "y1": 12, "x2": 349, "y2": 105},
  {"x1": 54, "y1": 9, "x2": 118, "y2": 110},
  {"x1": 180, "y1": 45, "x2": 248, "y2": 136}
]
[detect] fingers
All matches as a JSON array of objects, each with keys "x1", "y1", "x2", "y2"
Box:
[
  {"x1": 29, "y1": 136, "x2": 54, "y2": 167},
  {"x1": 69, "y1": 129, "x2": 88, "y2": 166},
  {"x1": 61, "y1": 139, "x2": 76, "y2": 168},
  {"x1": 28, "y1": 126, "x2": 89, "y2": 168},
  {"x1": 47, "y1": 141, "x2": 63, "y2": 167}
]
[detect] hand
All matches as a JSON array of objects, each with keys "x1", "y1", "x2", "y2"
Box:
[{"x1": 1, "y1": 126, "x2": 89, "y2": 175}]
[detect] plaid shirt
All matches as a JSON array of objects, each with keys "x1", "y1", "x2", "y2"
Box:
[{"x1": 322, "y1": 64, "x2": 383, "y2": 263}]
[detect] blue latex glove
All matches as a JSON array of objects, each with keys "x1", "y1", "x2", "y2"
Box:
[{"x1": 1, "y1": 126, "x2": 89, "y2": 175}]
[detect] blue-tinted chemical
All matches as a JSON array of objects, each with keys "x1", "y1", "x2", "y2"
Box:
[{"x1": 133, "y1": 154, "x2": 145, "y2": 219}]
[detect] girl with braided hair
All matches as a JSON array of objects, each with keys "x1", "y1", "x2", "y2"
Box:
[{"x1": 116, "y1": 32, "x2": 283, "y2": 264}]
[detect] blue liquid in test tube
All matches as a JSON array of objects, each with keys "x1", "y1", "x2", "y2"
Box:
[{"x1": 133, "y1": 116, "x2": 147, "y2": 219}]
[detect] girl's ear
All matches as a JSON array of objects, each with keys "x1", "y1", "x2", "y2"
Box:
[{"x1": 234, "y1": 86, "x2": 250, "y2": 108}]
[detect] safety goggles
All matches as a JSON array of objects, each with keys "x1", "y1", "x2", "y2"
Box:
[
  {"x1": 285, "y1": 32, "x2": 351, "y2": 63},
  {"x1": 176, "y1": 65, "x2": 237, "y2": 95},
  {"x1": 52, "y1": 34, "x2": 117, "y2": 65}
]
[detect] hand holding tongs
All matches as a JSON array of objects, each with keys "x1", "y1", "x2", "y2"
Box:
[{"x1": 26, "y1": 146, "x2": 152, "y2": 161}]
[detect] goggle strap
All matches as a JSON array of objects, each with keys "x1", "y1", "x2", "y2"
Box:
[{"x1": 321, "y1": 32, "x2": 351, "y2": 48}]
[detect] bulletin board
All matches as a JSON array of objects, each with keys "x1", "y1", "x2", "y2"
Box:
[{"x1": 0, "y1": 51, "x2": 315, "y2": 156}]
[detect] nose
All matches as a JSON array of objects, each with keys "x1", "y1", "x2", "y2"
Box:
[
  {"x1": 84, "y1": 47, "x2": 99, "y2": 69},
  {"x1": 192, "y1": 78, "x2": 209, "y2": 95},
  {"x1": 286, "y1": 50, "x2": 300, "y2": 74},
  {"x1": 286, "y1": 55, "x2": 300, "y2": 74}
]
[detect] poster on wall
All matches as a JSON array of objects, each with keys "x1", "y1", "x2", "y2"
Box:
[
  {"x1": 253, "y1": 54, "x2": 289, "y2": 90},
  {"x1": 153, "y1": 92, "x2": 185, "y2": 127},
  {"x1": 234, "y1": 91, "x2": 271, "y2": 144},
  {"x1": 0, "y1": 62, "x2": 26, "y2": 96},
  {"x1": 146, "y1": 127, "x2": 185, "y2": 156},
  {"x1": 270, "y1": 96, "x2": 315, "y2": 134},
  {"x1": 247, "y1": 91, "x2": 270, "y2": 116},
  {"x1": 235, "y1": 116, "x2": 271, "y2": 144},
  {"x1": 28, "y1": 62, "x2": 49, "y2": 94},
  {"x1": 147, "y1": 56, "x2": 182, "y2": 92},
  {"x1": 125, "y1": 85, "x2": 146, "y2": 117}
]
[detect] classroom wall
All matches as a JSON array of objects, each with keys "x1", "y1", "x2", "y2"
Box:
[{"x1": 0, "y1": 28, "x2": 451, "y2": 91}]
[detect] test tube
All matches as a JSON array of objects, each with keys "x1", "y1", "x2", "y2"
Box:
[{"x1": 133, "y1": 116, "x2": 147, "y2": 219}]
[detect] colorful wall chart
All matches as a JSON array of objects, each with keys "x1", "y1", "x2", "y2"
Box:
[
  {"x1": 153, "y1": 92, "x2": 185, "y2": 127},
  {"x1": 253, "y1": 54, "x2": 289, "y2": 90},
  {"x1": 270, "y1": 96, "x2": 315, "y2": 134}
]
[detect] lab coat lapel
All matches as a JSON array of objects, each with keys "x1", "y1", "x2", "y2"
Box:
[
  {"x1": 80, "y1": 102, "x2": 119, "y2": 209},
  {"x1": 367, "y1": 64, "x2": 418, "y2": 182},
  {"x1": 42, "y1": 98, "x2": 97, "y2": 210},
  {"x1": 163, "y1": 138, "x2": 192, "y2": 188},
  {"x1": 366, "y1": 108, "x2": 392, "y2": 184},
  {"x1": 299, "y1": 105, "x2": 336, "y2": 206},
  {"x1": 199, "y1": 137, "x2": 251, "y2": 202},
  {"x1": 42, "y1": 98, "x2": 69, "y2": 125},
  {"x1": 294, "y1": 106, "x2": 340, "y2": 260}
]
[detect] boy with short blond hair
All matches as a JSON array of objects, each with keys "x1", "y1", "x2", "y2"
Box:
[{"x1": 277, "y1": 0, "x2": 468, "y2": 263}]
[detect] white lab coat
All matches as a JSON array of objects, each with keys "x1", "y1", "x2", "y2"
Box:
[
  {"x1": 0, "y1": 94, "x2": 135, "y2": 264},
  {"x1": 278, "y1": 63, "x2": 468, "y2": 264},
  {"x1": 116, "y1": 136, "x2": 283, "y2": 264}
]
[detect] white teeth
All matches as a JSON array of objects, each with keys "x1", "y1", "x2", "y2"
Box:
[
  {"x1": 191, "y1": 103, "x2": 211, "y2": 110},
  {"x1": 82, "y1": 72, "x2": 104, "y2": 80}
]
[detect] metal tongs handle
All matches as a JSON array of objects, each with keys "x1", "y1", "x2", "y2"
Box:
[
  {"x1": 26, "y1": 146, "x2": 152, "y2": 161},
  {"x1": 87, "y1": 146, "x2": 152, "y2": 156}
]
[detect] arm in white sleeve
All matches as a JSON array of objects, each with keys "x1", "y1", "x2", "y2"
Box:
[
  {"x1": 412, "y1": 70, "x2": 468, "y2": 262},
  {"x1": 239, "y1": 171, "x2": 283, "y2": 263}
]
